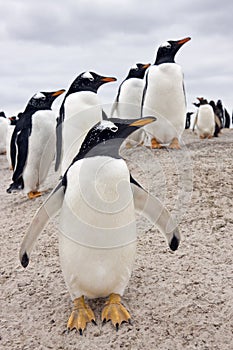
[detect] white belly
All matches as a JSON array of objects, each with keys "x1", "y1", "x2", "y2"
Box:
[
  {"x1": 23, "y1": 110, "x2": 56, "y2": 193},
  {"x1": 58, "y1": 157, "x2": 137, "y2": 300},
  {"x1": 61, "y1": 92, "x2": 102, "y2": 174},
  {"x1": 196, "y1": 105, "x2": 215, "y2": 137},
  {"x1": 0, "y1": 118, "x2": 8, "y2": 154},
  {"x1": 6, "y1": 125, "x2": 15, "y2": 167},
  {"x1": 115, "y1": 79, "x2": 144, "y2": 119},
  {"x1": 143, "y1": 64, "x2": 186, "y2": 144}
]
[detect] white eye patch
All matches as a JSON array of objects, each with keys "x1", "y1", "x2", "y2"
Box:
[
  {"x1": 161, "y1": 41, "x2": 171, "y2": 49},
  {"x1": 97, "y1": 120, "x2": 118, "y2": 132},
  {"x1": 33, "y1": 92, "x2": 46, "y2": 99},
  {"x1": 82, "y1": 71, "x2": 94, "y2": 80},
  {"x1": 131, "y1": 63, "x2": 138, "y2": 70}
]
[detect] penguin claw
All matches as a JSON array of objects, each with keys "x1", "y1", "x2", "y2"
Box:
[{"x1": 101, "y1": 293, "x2": 131, "y2": 330}]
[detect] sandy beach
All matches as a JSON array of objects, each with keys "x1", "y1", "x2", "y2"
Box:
[{"x1": 1, "y1": 129, "x2": 232, "y2": 350}]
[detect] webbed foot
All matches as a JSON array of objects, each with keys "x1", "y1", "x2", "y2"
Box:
[
  {"x1": 67, "y1": 296, "x2": 96, "y2": 335},
  {"x1": 101, "y1": 293, "x2": 131, "y2": 331}
]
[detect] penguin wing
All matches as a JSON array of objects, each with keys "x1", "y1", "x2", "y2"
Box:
[
  {"x1": 19, "y1": 181, "x2": 65, "y2": 268},
  {"x1": 55, "y1": 103, "x2": 65, "y2": 171},
  {"x1": 10, "y1": 127, "x2": 18, "y2": 170},
  {"x1": 131, "y1": 183, "x2": 180, "y2": 251},
  {"x1": 140, "y1": 70, "x2": 149, "y2": 117},
  {"x1": 12, "y1": 128, "x2": 30, "y2": 182},
  {"x1": 110, "y1": 83, "x2": 122, "y2": 117}
]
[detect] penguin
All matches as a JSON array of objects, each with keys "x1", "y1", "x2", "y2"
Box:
[
  {"x1": 185, "y1": 112, "x2": 194, "y2": 129},
  {"x1": 193, "y1": 97, "x2": 215, "y2": 139},
  {"x1": 0, "y1": 111, "x2": 9, "y2": 155},
  {"x1": 7, "y1": 89, "x2": 65, "y2": 198},
  {"x1": 19, "y1": 116, "x2": 180, "y2": 334},
  {"x1": 55, "y1": 71, "x2": 117, "y2": 175},
  {"x1": 209, "y1": 100, "x2": 223, "y2": 137},
  {"x1": 111, "y1": 63, "x2": 150, "y2": 119},
  {"x1": 224, "y1": 108, "x2": 230, "y2": 128},
  {"x1": 142, "y1": 37, "x2": 191, "y2": 149}
]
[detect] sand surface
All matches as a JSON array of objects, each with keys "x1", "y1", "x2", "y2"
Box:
[{"x1": 1, "y1": 129, "x2": 232, "y2": 350}]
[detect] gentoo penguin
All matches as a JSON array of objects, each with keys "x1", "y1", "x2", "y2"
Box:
[
  {"x1": 142, "y1": 37, "x2": 191, "y2": 149},
  {"x1": 224, "y1": 108, "x2": 230, "y2": 128},
  {"x1": 55, "y1": 71, "x2": 117, "y2": 175},
  {"x1": 19, "y1": 116, "x2": 180, "y2": 334},
  {"x1": 193, "y1": 97, "x2": 215, "y2": 139},
  {"x1": 209, "y1": 100, "x2": 223, "y2": 137},
  {"x1": 111, "y1": 63, "x2": 150, "y2": 118},
  {"x1": 0, "y1": 111, "x2": 9, "y2": 155},
  {"x1": 185, "y1": 112, "x2": 194, "y2": 129},
  {"x1": 7, "y1": 89, "x2": 65, "y2": 198}
]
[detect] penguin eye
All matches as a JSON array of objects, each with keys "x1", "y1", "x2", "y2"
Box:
[
  {"x1": 161, "y1": 41, "x2": 171, "y2": 49},
  {"x1": 110, "y1": 125, "x2": 118, "y2": 132}
]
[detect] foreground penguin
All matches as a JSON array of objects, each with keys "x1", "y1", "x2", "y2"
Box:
[
  {"x1": 20, "y1": 116, "x2": 180, "y2": 334},
  {"x1": 111, "y1": 63, "x2": 150, "y2": 118},
  {"x1": 7, "y1": 90, "x2": 65, "y2": 197},
  {"x1": 142, "y1": 37, "x2": 191, "y2": 149},
  {"x1": 193, "y1": 97, "x2": 215, "y2": 139},
  {"x1": 55, "y1": 71, "x2": 117, "y2": 175},
  {"x1": 0, "y1": 111, "x2": 9, "y2": 155}
]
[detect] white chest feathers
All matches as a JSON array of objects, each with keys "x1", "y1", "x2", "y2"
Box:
[
  {"x1": 116, "y1": 78, "x2": 145, "y2": 118},
  {"x1": 142, "y1": 63, "x2": 186, "y2": 143},
  {"x1": 196, "y1": 105, "x2": 215, "y2": 138},
  {"x1": 61, "y1": 92, "x2": 102, "y2": 174},
  {"x1": 59, "y1": 157, "x2": 137, "y2": 299}
]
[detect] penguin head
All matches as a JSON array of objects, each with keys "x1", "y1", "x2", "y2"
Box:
[
  {"x1": 71, "y1": 116, "x2": 156, "y2": 162},
  {"x1": 27, "y1": 89, "x2": 65, "y2": 110},
  {"x1": 0, "y1": 111, "x2": 6, "y2": 118},
  {"x1": 126, "y1": 63, "x2": 151, "y2": 80},
  {"x1": 68, "y1": 71, "x2": 117, "y2": 94},
  {"x1": 154, "y1": 37, "x2": 191, "y2": 65}
]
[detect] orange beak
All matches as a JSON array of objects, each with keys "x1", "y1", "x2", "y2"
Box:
[
  {"x1": 142, "y1": 63, "x2": 151, "y2": 69},
  {"x1": 177, "y1": 37, "x2": 191, "y2": 45},
  {"x1": 52, "y1": 89, "x2": 66, "y2": 97},
  {"x1": 101, "y1": 77, "x2": 117, "y2": 83}
]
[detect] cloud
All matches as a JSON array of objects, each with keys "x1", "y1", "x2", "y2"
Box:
[{"x1": 0, "y1": 0, "x2": 232, "y2": 115}]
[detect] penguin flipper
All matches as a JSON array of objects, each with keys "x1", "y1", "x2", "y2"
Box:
[
  {"x1": 19, "y1": 181, "x2": 65, "y2": 267},
  {"x1": 12, "y1": 128, "x2": 30, "y2": 182},
  {"x1": 55, "y1": 103, "x2": 65, "y2": 171},
  {"x1": 131, "y1": 183, "x2": 180, "y2": 251}
]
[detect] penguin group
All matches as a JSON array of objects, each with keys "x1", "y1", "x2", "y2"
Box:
[{"x1": 0, "y1": 35, "x2": 231, "y2": 335}]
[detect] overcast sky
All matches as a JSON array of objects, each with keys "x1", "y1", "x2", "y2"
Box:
[{"x1": 1, "y1": 0, "x2": 232, "y2": 117}]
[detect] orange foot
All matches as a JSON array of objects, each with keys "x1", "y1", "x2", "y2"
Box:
[
  {"x1": 169, "y1": 137, "x2": 181, "y2": 149},
  {"x1": 101, "y1": 293, "x2": 131, "y2": 331},
  {"x1": 67, "y1": 296, "x2": 96, "y2": 335},
  {"x1": 27, "y1": 191, "x2": 42, "y2": 199},
  {"x1": 150, "y1": 138, "x2": 162, "y2": 149}
]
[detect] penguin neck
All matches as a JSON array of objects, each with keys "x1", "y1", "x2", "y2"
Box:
[
  {"x1": 154, "y1": 56, "x2": 175, "y2": 65},
  {"x1": 24, "y1": 105, "x2": 51, "y2": 115},
  {"x1": 76, "y1": 138, "x2": 123, "y2": 161}
]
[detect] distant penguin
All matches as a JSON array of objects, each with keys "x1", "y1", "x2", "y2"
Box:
[
  {"x1": 7, "y1": 89, "x2": 65, "y2": 198},
  {"x1": 0, "y1": 111, "x2": 9, "y2": 155},
  {"x1": 55, "y1": 71, "x2": 117, "y2": 175},
  {"x1": 142, "y1": 37, "x2": 191, "y2": 149},
  {"x1": 209, "y1": 100, "x2": 223, "y2": 137},
  {"x1": 224, "y1": 108, "x2": 230, "y2": 128},
  {"x1": 19, "y1": 116, "x2": 180, "y2": 334},
  {"x1": 194, "y1": 97, "x2": 215, "y2": 139},
  {"x1": 185, "y1": 112, "x2": 194, "y2": 129},
  {"x1": 111, "y1": 63, "x2": 150, "y2": 118}
]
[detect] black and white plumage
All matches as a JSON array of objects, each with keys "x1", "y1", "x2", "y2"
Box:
[
  {"x1": 20, "y1": 116, "x2": 180, "y2": 333},
  {"x1": 111, "y1": 63, "x2": 150, "y2": 119},
  {"x1": 55, "y1": 71, "x2": 117, "y2": 175},
  {"x1": 7, "y1": 90, "x2": 65, "y2": 196},
  {"x1": 0, "y1": 111, "x2": 9, "y2": 154},
  {"x1": 193, "y1": 98, "x2": 215, "y2": 138},
  {"x1": 142, "y1": 37, "x2": 191, "y2": 149}
]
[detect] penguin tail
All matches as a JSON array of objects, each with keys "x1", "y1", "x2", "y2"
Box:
[{"x1": 19, "y1": 181, "x2": 65, "y2": 267}]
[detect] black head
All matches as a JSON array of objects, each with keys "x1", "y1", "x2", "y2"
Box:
[
  {"x1": 71, "y1": 117, "x2": 156, "y2": 163},
  {"x1": 0, "y1": 111, "x2": 6, "y2": 118},
  {"x1": 125, "y1": 63, "x2": 151, "y2": 80},
  {"x1": 154, "y1": 37, "x2": 191, "y2": 65},
  {"x1": 26, "y1": 89, "x2": 65, "y2": 111},
  {"x1": 9, "y1": 116, "x2": 18, "y2": 125},
  {"x1": 66, "y1": 71, "x2": 117, "y2": 95}
]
